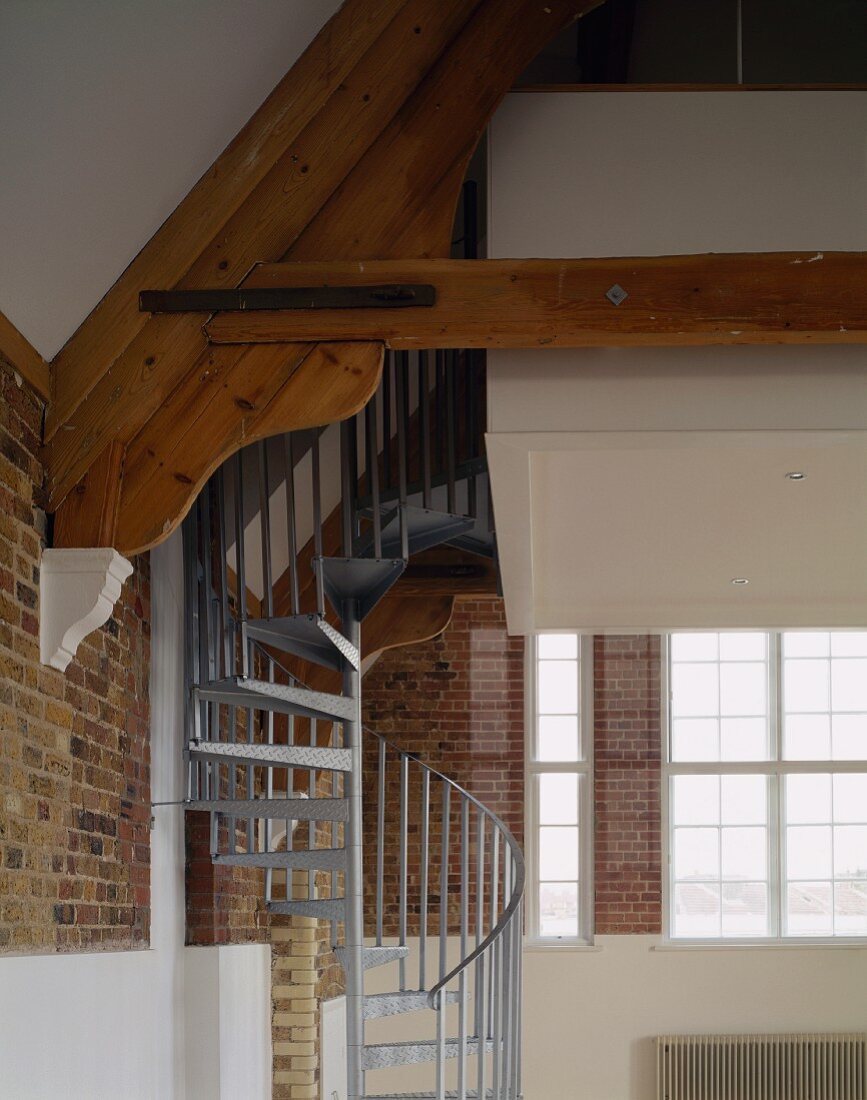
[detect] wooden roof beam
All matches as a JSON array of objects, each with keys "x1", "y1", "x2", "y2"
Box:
[
  {"x1": 204, "y1": 253, "x2": 867, "y2": 349},
  {"x1": 0, "y1": 311, "x2": 51, "y2": 402}
]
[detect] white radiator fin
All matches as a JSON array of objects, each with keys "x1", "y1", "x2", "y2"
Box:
[{"x1": 657, "y1": 1034, "x2": 867, "y2": 1100}]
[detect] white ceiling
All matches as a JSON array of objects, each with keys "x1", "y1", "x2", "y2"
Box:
[{"x1": 0, "y1": 0, "x2": 338, "y2": 358}]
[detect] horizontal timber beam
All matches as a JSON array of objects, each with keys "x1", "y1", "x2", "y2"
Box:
[{"x1": 206, "y1": 253, "x2": 867, "y2": 348}]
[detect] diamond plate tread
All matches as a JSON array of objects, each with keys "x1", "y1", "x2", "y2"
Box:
[
  {"x1": 186, "y1": 798, "x2": 348, "y2": 821},
  {"x1": 335, "y1": 945, "x2": 410, "y2": 972},
  {"x1": 188, "y1": 740, "x2": 352, "y2": 772},
  {"x1": 356, "y1": 504, "x2": 476, "y2": 560},
  {"x1": 213, "y1": 848, "x2": 346, "y2": 871},
  {"x1": 363, "y1": 1037, "x2": 494, "y2": 1070},
  {"x1": 363, "y1": 990, "x2": 460, "y2": 1020},
  {"x1": 243, "y1": 613, "x2": 359, "y2": 671},
  {"x1": 267, "y1": 898, "x2": 345, "y2": 919},
  {"x1": 364, "y1": 1093, "x2": 499, "y2": 1099},
  {"x1": 196, "y1": 677, "x2": 355, "y2": 722}
]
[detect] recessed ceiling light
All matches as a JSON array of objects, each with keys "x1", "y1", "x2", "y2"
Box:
[
  {"x1": 785, "y1": 472, "x2": 806, "y2": 480},
  {"x1": 731, "y1": 578, "x2": 749, "y2": 586}
]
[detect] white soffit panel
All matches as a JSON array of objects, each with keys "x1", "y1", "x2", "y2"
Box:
[{"x1": 489, "y1": 430, "x2": 867, "y2": 634}]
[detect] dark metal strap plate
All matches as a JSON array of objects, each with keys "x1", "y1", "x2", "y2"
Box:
[{"x1": 139, "y1": 284, "x2": 436, "y2": 313}]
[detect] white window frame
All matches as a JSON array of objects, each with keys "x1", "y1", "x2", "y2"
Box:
[
  {"x1": 662, "y1": 632, "x2": 867, "y2": 946},
  {"x1": 525, "y1": 633, "x2": 594, "y2": 946}
]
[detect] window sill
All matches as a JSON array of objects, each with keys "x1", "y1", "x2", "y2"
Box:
[
  {"x1": 524, "y1": 941, "x2": 602, "y2": 953},
  {"x1": 653, "y1": 940, "x2": 867, "y2": 951}
]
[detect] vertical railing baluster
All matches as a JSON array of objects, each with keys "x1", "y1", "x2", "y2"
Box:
[
  {"x1": 439, "y1": 782, "x2": 451, "y2": 984},
  {"x1": 340, "y1": 419, "x2": 354, "y2": 559},
  {"x1": 399, "y1": 752, "x2": 409, "y2": 991},
  {"x1": 311, "y1": 432, "x2": 324, "y2": 617},
  {"x1": 197, "y1": 492, "x2": 212, "y2": 802},
  {"x1": 382, "y1": 352, "x2": 392, "y2": 490},
  {"x1": 419, "y1": 768, "x2": 430, "y2": 991},
  {"x1": 376, "y1": 738, "x2": 386, "y2": 946},
  {"x1": 257, "y1": 442, "x2": 275, "y2": 896},
  {"x1": 395, "y1": 351, "x2": 409, "y2": 560},
  {"x1": 466, "y1": 350, "x2": 478, "y2": 517},
  {"x1": 436, "y1": 987, "x2": 447, "y2": 1100},
  {"x1": 435, "y1": 351, "x2": 446, "y2": 474},
  {"x1": 502, "y1": 854, "x2": 513, "y2": 1097},
  {"x1": 446, "y1": 353, "x2": 457, "y2": 514},
  {"x1": 458, "y1": 796, "x2": 469, "y2": 1100},
  {"x1": 419, "y1": 351, "x2": 433, "y2": 509},
  {"x1": 182, "y1": 513, "x2": 198, "y2": 800},
  {"x1": 364, "y1": 398, "x2": 383, "y2": 558},
  {"x1": 234, "y1": 451, "x2": 248, "y2": 679},
  {"x1": 475, "y1": 813, "x2": 486, "y2": 1044},
  {"x1": 283, "y1": 433, "x2": 300, "y2": 614},
  {"x1": 489, "y1": 829, "x2": 500, "y2": 1038},
  {"x1": 308, "y1": 749, "x2": 316, "y2": 902}
]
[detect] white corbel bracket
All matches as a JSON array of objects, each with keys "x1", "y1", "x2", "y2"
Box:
[{"x1": 39, "y1": 548, "x2": 134, "y2": 671}]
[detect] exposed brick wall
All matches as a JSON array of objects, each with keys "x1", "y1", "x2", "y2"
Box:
[
  {"x1": 593, "y1": 634, "x2": 663, "y2": 934},
  {"x1": 0, "y1": 359, "x2": 151, "y2": 951},
  {"x1": 361, "y1": 597, "x2": 525, "y2": 936}
]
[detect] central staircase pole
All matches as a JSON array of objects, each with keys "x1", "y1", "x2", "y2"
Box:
[{"x1": 342, "y1": 597, "x2": 365, "y2": 1100}]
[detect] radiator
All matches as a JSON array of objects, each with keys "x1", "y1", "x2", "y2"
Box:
[{"x1": 656, "y1": 1034, "x2": 867, "y2": 1100}]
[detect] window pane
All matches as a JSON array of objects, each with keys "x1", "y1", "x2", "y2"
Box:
[
  {"x1": 539, "y1": 773, "x2": 578, "y2": 825},
  {"x1": 537, "y1": 715, "x2": 579, "y2": 761},
  {"x1": 673, "y1": 883, "x2": 720, "y2": 938},
  {"x1": 784, "y1": 659, "x2": 830, "y2": 712},
  {"x1": 833, "y1": 774, "x2": 867, "y2": 824},
  {"x1": 539, "y1": 882, "x2": 579, "y2": 937},
  {"x1": 674, "y1": 828, "x2": 719, "y2": 880},
  {"x1": 786, "y1": 774, "x2": 831, "y2": 824},
  {"x1": 539, "y1": 826, "x2": 579, "y2": 880},
  {"x1": 721, "y1": 775, "x2": 767, "y2": 825},
  {"x1": 831, "y1": 633, "x2": 867, "y2": 658},
  {"x1": 538, "y1": 634, "x2": 578, "y2": 659},
  {"x1": 673, "y1": 776, "x2": 719, "y2": 826},
  {"x1": 722, "y1": 827, "x2": 767, "y2": 880},
  {"x1": 538, "y1": 660, "x2": 578, "y2": 714},
  {"x1": 784, "y1": 632, "x2": 830, "y2": 658},
  {"x1": 721, "y1": 718, "x2": 768, "y2": 761},
  {"x1": 832, "y1": 715, "x2": 867, "y2": 761},
  {"x1": 834, "y1": 826, "x2": 867, "y2": 878},
  {"x1": 672, "y1": 718, "x2": 719, "y2": 761},
  {"x1": 671, "y1": 633, "x2": 718, "y2": 661},
  {"x1": 722, "y1": 882, "x2": 768, "y2": 937},
  {"x1": 785, "y1": 714, "x2": 831, "y2": 760},
  {"x1": 720, "y1": 662, "x2": 767, "y2": 717},
  {"x1": 672, "y1": 663, "x2": 719, "y2": 718},
  {"x1": 719, "y1": 633, "x2": 767, "y2": 661},
  {"x1": 787, "y1": 825, "x2": 832, "y2": 879},
  {"x1": 787, "y1": 881, "x2": 833, "y2": 936},
  {"x1": 832, "y1": 659, "x2": 867, "y2": 712},
  {"x1": 835, "y1": 881, "x2": 867, "y2": 935}
]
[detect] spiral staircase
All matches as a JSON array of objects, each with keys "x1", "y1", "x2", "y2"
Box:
[{"x1": 182, "y1": 342, "x2": 524, "y2": 1100}]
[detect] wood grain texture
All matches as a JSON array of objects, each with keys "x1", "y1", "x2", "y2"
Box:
[
  {"x1": 47, "y1": 0, "x2": 401, "y2": 436},
  {"x1": 45, "y1": 0, "x2": 479, "y2": 503},
  {"x1": 53, "y1": 441, "x2": 125, "y2": 548},
  {"x1": 46, "y1": 0, "x2": 597, "y2": 524},
  {"x1": 513, "y1": 83, "x2": 867, "y2": 92},
  {"x1": 206, "y1": 253, "x2": 867, "y2": 348},
  {"x1": 0, "y1": 311, "x2": 51, "y2": 402},
  {"x1": 115, "y1": 341, "x2": 384, "y2": 555}
]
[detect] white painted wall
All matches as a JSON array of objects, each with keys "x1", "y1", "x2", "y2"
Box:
[
  {"x1": 523, "y1": 936, "x2": 867, "y2": 1100},
  {"x1": 0, "y1": 533, "x2": 272, "y2": 1098},
  {"x1": 0, "y1": 0, "x2": 340, "y2": 358},
  {"x1": 488, "y1": 90, "x2": 867, "y2": 1098}
]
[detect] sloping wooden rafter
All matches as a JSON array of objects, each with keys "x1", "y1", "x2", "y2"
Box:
[
  {"x1": 47, "y1": 0, "x2": 601, "y2": 550},
  {"x1": 0, "y1": 310, "x2": 51, "y2": 402}
]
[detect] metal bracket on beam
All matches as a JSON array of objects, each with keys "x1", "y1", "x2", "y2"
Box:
[{"x1": 138, "y1": 284, "x2": 436, "y2": 313}]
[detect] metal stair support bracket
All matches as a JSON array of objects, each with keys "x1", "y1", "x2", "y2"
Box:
[{"x1": 242, "y1": 612, "x2": 360, "y2": 671}]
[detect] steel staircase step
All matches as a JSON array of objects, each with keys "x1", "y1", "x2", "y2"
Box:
[
  {"x1": 243, "y1": 613, "x2": 359, "y2": 670},
  {"x1": 188, "y1": 740, "x2": 353, "y2": 772},
  {"x1": 356, "y1": 504, "x2": 476, "y2": 559},
  {"x1": 186, "y1": 797, "x2": 348, "y2": 821},
  {"x1": 267, "y1": 898, "x2": 345, "y2": 919},
  {"x1": 213, "y1": 848, "x2": 346, "y2": 871},
  {"x1": 363, "y1": 990, "x2": 460, "y2": 1020},
  {"x1": 364, "y1": 1093, "x2": 498, "y2": 1099},
  {"x1": 363, "y1": 1037, "x2": 495, "y2": 1070},
  {"x1": 196, "y1": 677, "x2": 355, "y2": 723},
  {"x1": 335, "y1": 945, "x2": 410, "y2": 972},
  {"x1": 317, "y1": 556, "x2": 405, "y2": 620}
]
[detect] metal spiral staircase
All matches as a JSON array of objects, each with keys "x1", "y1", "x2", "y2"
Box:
[{"x1": 182, "y1": 345, "x2": 523, "y2": 1100}]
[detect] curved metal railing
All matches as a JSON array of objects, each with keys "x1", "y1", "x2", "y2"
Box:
[{"x1": 367, "y1": 731, "x2": 524, "y2": 1100}]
